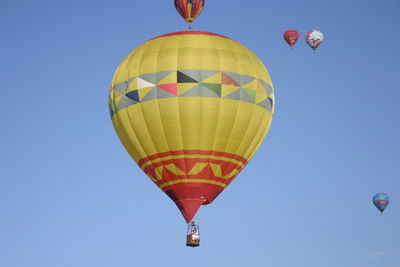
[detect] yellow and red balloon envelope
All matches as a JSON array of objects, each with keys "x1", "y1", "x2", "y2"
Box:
[{"x1": 109, "y1": 31, "x2": 274, "y2": 222}]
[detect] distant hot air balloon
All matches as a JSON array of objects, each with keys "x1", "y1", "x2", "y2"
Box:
[
  {"x1": 373, "y1": 192, "x2": 390, "y2": 214},
  {"x1": 109, "y1": 31, "x2": 275, "y2": 245},
  {"x1": 305, "y1": 30, "x2": 324, "y2": 52},
  {"x1": 175, "y1": 0, "x2": 205, "y2": 29},
  {"x1": 283, "y1": 30, "x2": 299, "y2": 48}
]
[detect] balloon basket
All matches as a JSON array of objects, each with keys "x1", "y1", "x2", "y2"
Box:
[{"x1": 186, "y1": 222, "x2": 200, "y2": 247}]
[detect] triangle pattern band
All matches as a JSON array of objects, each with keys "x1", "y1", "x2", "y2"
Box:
[
  {"x1": 258, "y1": 79, "x2": 273, "y2": 94},
  {"x1": 201, "y1": 83, "x2": 221, "y2": 96},
  {"x1": 126, "y1": 90, "x2": 139, "y2": 102},
  {"x1": 137, "y1": 77, "x2": 156, "y2": 89},
  {"x1": 141, "y1": 87, "x2": 158, "y2": 102},
  {"x1": 139, "y1": 71, "x2": 175, "y2": 85},
  {"x1": 180, "y1": 83, "x2": 219, "y2": 97},
  {"x1": 180, "y1": 69, "x2": 219, "y2": 82},
  {"x1": 242, "y1": 88, "x2": 256, "y2": 102},
  {"x1": 155, "y1": 86, "x2": 177, "y2": 99},
  {"x1": 113, "y1": 81, "x2": 128, "y2": 94},
  {"x1": 221, "y1": 72, "x2": 239, "y2": 86},
  {"x1": 256, "y1": 98, "x2": 273, "y2": 112},
  {"x1": 178, "y1": 71, "x2": 198, "y2": 83},
  {"x1": 116, "y1": 96, "x2": 138, "y2": 110},
  {"x1": 109, "y1": 69, "x2": 274, "y2": 115},
  {"x1": 158, "y1": 83, "x2": 178, "y2": 96}
]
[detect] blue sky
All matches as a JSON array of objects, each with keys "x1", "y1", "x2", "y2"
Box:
[{"x1": 1, "y1": 0, "x2": 399, "y2": 266}]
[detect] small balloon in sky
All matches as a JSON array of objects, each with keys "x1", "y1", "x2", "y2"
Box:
[
  {"x1": 373, "y1": 192, "x2": 390, "y2": 214},
  {"x1": 283, "y1": 30, "x2": 299, "y2": 49},
  {"x1": 174, "y1": 0, "x2": 205, "y2": 29},
  {"x1": 305, "y1": 29, "x2": 324, "y2": 52}
]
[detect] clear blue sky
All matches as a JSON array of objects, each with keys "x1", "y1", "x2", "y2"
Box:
[{"x1": 1, "y1": 0, "x2": 399, "y2": 266}]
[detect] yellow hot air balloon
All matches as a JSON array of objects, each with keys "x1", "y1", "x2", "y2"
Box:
[{"x1": 109, "y1": 31, "x2": 274, "y2": 224}]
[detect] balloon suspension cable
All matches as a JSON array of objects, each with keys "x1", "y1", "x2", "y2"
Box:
[{"x1": 381, "y1": 211, "x2": 383, "y2": 216}]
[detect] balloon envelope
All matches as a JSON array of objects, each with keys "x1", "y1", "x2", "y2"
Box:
[
  {"x1": 373, "y1": 192, "x2": 390, "y2": 213},
  {"x1": 305, "y1": 30, "x2": 324, "y2": 51},
  {"x1": 109, "y1": 31, "x2": 275, "y2": 223},
  {"x1": 174, "y1": 0, "x2": 205, "y2": 25},
  {"x1": 283, "y1": 30, "x2": 299, "y2": 48}
]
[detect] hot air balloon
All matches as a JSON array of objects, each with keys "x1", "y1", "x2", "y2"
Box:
[
  {"x1": 305, "y1": 30, "x2": 324, "y2": 52},
  {"x1": 109, "y1": 31, "x2": 274, "y2": 245},
  {"x1": 283, "y1": 30, "x2": 299, "y2": 49},
  {"x1": 373, "y1": 192, "x2": 390, "y2": 214},
  {"x1": 175, "y1": 0, "x2": 205, "y2": 29}
]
